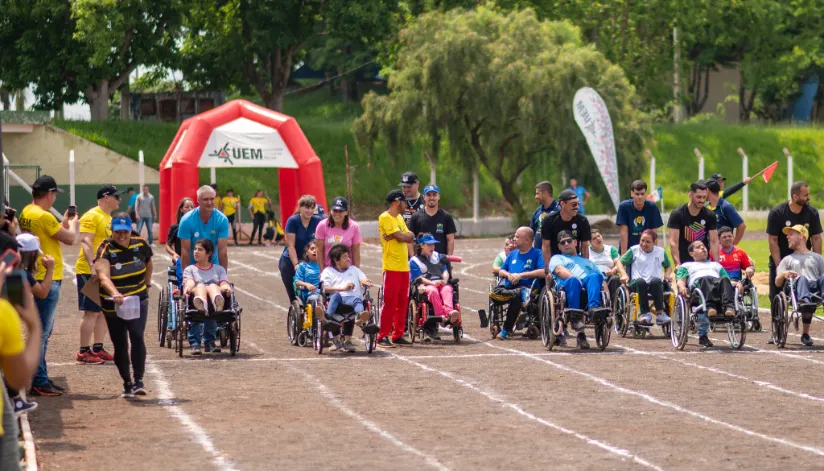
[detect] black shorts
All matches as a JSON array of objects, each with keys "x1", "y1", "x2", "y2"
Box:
[
  {"x1": 227, "y1": 213, "x2": 236, "y2": 224},
  {"x1": 77, "y1": 274, "x2": 102, "y2": 312}
]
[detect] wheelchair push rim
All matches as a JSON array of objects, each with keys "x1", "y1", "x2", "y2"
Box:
[
  {"x1": 771, "y1": 293, "x2": 789, "y2": 349},
  {"x1": 671, "y1": 295, "x2": 689, "y2": 350}
]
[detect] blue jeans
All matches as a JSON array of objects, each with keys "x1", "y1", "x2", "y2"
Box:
[
  {"x1": 558, "y1": 273, "x2": 603, "y2": 310},
  {"x1": 187, "y1": 319, "x2": 217, "y2": 347},
  {"x1": 33, "y1": 280, "x2": 61, "y2": 387},
  {"x1": 697, "y1": 313, "x2": 710, "y2": 336},
  {"x1": 137, "y1": 216, "x2": 153, "y2": 244},
  {"x1": 326, "y1": 293, "x2": 364, "y2": 315}
]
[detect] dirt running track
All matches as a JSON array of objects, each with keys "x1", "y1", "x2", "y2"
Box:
[{"x1": 30, "y1": 238, "x2": 824, "y2": 470}]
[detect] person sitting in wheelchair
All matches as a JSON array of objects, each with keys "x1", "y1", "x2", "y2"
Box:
[
  {"x1": 182, "y1": 239, "x2": 232, "y2": 312},
  {"x1": 675, "y1": 241, "x2": 735, "y2": 348},
  {"x1": 294, "y1": 241, "x2": 322, "y2": 305},
  {"x1": 320, "y1": 244, "x2": 375, "y2": 352},
  {"x1": 495, "y1": 227, "x2": 545, "y2": 340},
  {"x1": 411, "y1": 233, "x2": 460, "y2": 341},
  {"x1": 718, "y1": 226, "x2": 755, "y2": 284},
  {"x1": 492, "y1": 235, "x2": 514, "y2": 277},
  {"x1": 616, "y1": 229, "x2": 673, "y2": 326},
  {"x1": 775, "y1": 224, "x2": 824, "y2": 347},
  {"x1": 547, "y1": 230, "x2": 606, "y2": 349},
  {"x1": 589, "y1": 228, "x2": 622, "y2": 299}
]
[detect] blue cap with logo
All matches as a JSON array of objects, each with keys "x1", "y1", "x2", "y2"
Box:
[
  {"x1": 111, "y1": 217, "x2": 132, "y2": 232},
  {"x1": 423, "y1": 185, "x2": 440, "y2": 195},
  {"x1": 418, "y1": 234, "x2": 438, "y2": 245}
]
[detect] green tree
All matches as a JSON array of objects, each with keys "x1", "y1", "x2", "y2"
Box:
[{"x1": 355, "y1": 6, "x2": 650, "y2": 220}]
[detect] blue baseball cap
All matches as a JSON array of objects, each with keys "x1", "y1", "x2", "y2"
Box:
[
  {"x1": 423, "y1": 185, "x2": 440, "y2": 195},
  {"x1": 418, "y1": 234, "x2": 438, "y2": 245},
  {"x1": 111, "y1": 217, "x2": 132, "y2": 232}
]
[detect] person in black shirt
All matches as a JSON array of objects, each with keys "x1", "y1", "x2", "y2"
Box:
[
  {"x1": 408, "y1": 185, "x2": 457, "y2": 255},
  {"x1": 710, "y1": 172, "x2": 752, "y2": 201},
  {"x1": 399, "y1": 171, "x2": 424, "y2": 225},
  {"x1": 541, "y1": 189, "x2": 591, "y2": 267},
  {"x1": 668, "y1": 181, "x2": 718, "y2": 265},
  {"x1": 766, "y1": 180, "x2": 823, "y2": 299},
  {"x1": 165, "y1": 197, "x2": 195, "y2": 284}
]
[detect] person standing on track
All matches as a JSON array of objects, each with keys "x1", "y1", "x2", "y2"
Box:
[
  {"x1": 165, "y1": 197, "x2": 195, "y2": 284},
  {"x1": 178, "y1": 185, "x2": 230, "y2": 354},
  {"x1": 399, "y1": 172, "x2": 424, "y2": 226},
  {"x1": 220, "y1": 188, "x2": 240, "y2": 246},
  {"x1": 126, "y1": 187, "x2": 137, "y2": 226},
  {"x1": 709, "y1": 172, "x2": 752, "y2": 201},
  {"x1": 75, "y1": 184, "x2": 125, "y2": 365},
  {"x1": 568, "y1": 178, "x2": 591, "y2": 215},
  {"x1": 706, "y1": 179, "x2": 746, "y2": 245},
  {"x1": 135, "y1": 185, "x2": 157, "y2": 246},
  {"x1": 541, "y1": 189, "x2": 591, "y2": 267},
  {"x1": 408, "y1": 185, "x2": 457, "y2": 256},
  {"x1": 19, "y1": 175, "x2": 78, "y2": 397},
  {"x1": 615, "y1": 180, "x2": 663, "y2": 252},
  {"x1": 377, "y1": 189, "x2": 414, "y2": 347},
  {"x1": 248, "y1": 190, "x2": 269, "y2": 246},
  {"x1": 667, "y1": 180, "x2": 718, "y2": 266},
  {"x1": 530, "y1": 181, "x2": 559, "y2": 250},
  {"x1": 315, "y1": 197, "x2": 362, "y2": 268},
  {"x1": 280, "y1": 195, "x2": 322, "y2": 303}
]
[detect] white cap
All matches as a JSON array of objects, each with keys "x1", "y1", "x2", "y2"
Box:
[{"x1": 16, "y1": 233, "x2": 42, "y2": 253}]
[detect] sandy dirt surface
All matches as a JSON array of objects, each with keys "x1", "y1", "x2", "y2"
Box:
[{"x1": 27, "y1": 237, "x2": 824, "y2": 470}]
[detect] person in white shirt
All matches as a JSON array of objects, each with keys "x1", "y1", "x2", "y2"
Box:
[
  {"x1": 617, "y1": 229, "x2": 673, "y2": 326},
  {"x1": 320, "y1": 244, "x2": 374, "y2": 352},
  {"x1": 775, "y1": 224, "x2": 824, "y2": 347},
  {"x1": 588, "y1": 229, "x2": 622, "y2": 298}
]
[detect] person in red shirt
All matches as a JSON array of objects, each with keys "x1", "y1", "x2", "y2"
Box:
[{"x1": 717, "y1": 226, "x2": 754, "y2": 283}]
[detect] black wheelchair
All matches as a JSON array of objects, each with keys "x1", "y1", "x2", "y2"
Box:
[
  {"x1": 312, "y1": 285, "x2": 380, "y2": 354},
  {"x1": 542, "y1": 277, "x2": 612, "y2": 351},
  {"x1": 670, "y1": 283, "x2": 746, "y2": 350},
  {"x1": 158, "y1": 264, "x2": 180, "y2": 350},
  {"x1": 612, "y1": 280, "x2": 674, "y2": 340},
  {"x1": 287, "y1": 288, "x2": 321, "y2": 348},
  {"x1": 174, "y1": 285, "x2": 242, "y2": 357},
  {"x1": 407, "y1": 276, "x2": 463, "y2": 344},
  {"x1": 771, "y1": 277, "x2": 821, "y2": 348},
  {"x1": 482, "y1": 278, "x2": 543, "y2": 340}
]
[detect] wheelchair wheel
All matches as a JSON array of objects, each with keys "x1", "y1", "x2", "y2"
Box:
[
  {"x1": 229, "y1": 320, "x2": 239, "y2": 356},
  {"x1": 594, "y1": 317, "x2": 611, "y2": 351},
  {"x1": 219, "y1": 327, "x2": 229, "y2": 348},
  {"x1": 632, "y1": 327, "x2": 647, "y2": 339},
  {"x1": 771, "y1": 293, "x2": 789, "y2": 348},
  {"x1": 489, "y1": 297, "x2": 500, "y2": 339},
  {"x1": 287, "y1": 301, "x2": 301, "y2": 346},
  {"x1": 612, "y1": 288, "x2": 629, "y2": 337},
  {"x1": 376, "y1": 287, "x2": 383, "y2": 327},
  {"x1": 540, "y1": 289, "x2": 553, "y2": 348},
  {"x1": 407, "y1": 300, "x2": 419, "y2": 344},
  {"x1": 158, "y1": 288, "x2": 168, "y2": 347},
  {"x1": 671, "y1": 295, "x2": 689, "y2": 350},
  {"x1": 236, "y1": 310, "x2": 242, "y2": 353},
  {"x1": 727, "y1": 319, "x2": 746, "y2": 350},
  {"x1": 547, "y1": 292, "x2": 563, "y2": 351},
  {"x1": 453, "y1": 325, "x2": 462, "y2": 344}
]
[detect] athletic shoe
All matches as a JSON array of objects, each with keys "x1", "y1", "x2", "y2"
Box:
[
  {"x1": 637, "y1": 313, "x2": 653, "y2": 325},
  {"x1": 213, "y1": 294, "x2": 225, "y2": 311},
  {"x1": 497, "y1": 329, "x2": 511, "y2": 340},
  {"x1": 448, "y1": 310, "x2": 460, "y2": 325},
  {"x1": 431, "y1": 328, "x2": 442, "y2": 341},
  {"x1": 343, "y1": 340, "x2": 357, "y2": 353},
  {"x1": 577, "y1": 333, "x2": 590, "y2": 350},
  {"x1": 698, "y1": 336, "x2": 713, "y2": 348},
  {"x1": 767, "y1": 337, "x2": 775, "y2": 345},
  {"x1": 193, "y1": 296, "x2": 206, "y2": 312},
  {"x1": 94, "y1": 349, "x2": 114, "y2": 362},
  {"x1": 707, "y1": 308, "x2": 718, "y2": 317},
  {"x1": 76, "y1": 351, "x2": 105, "y2": 365},
  {"x1": 48, "y1": 380, "x2": 66, "y2": 392},
  {"x1": 724, "y1": 307, "x2": 736, "y2": 317},
  {"x1": 377, "y1": 337, "x2": 394, "y2": 348},
  {"x1": 132, "y1": 380, "x2": 147, "y2": 396},
  {"x1": 191, "y1": 345, "x2": 202, "y2": 356},
  {"x1": 121, "y1": 383, "x2": 135, "y2": 398},
  {"x1": 554, "y1": 335, "x2": 567, "y2": 347},
  {"x1": 656, "y1": 313, "x2": 671, "y2": 325},
  {"x1": 801, "y1": 334, "x2": 814, "y2": 347},
  {"x1": 392, "y1": 336, "x2": 411, "y2": 346},
  {"x1": 205, "y1": 342, "x2": 221, "y2": 353},
  {"x1": 30, "y1": 384, "x2": 62, "y2": 397},
  {"x1": 13, "y1": 397, "x2": 37, "y2": 417},
  {"x1": 332, "y1": 338, "x2": 344, "y2": 351}
]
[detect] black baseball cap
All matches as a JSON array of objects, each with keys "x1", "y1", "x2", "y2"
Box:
[
  {"x1": 705, "y1": 179, "x2": 721, "y2": 193},
  {"x1": 710, "y1": 173, "x2": 726, "y2": 181},
  {"x1": 97, "y1": 184, "x2": 127, "y2": 199},
  {"x1": 399, "y1": 172, "x2": 418, "y2": 186},
  {"x1": 385, "y1": 189, "x2": 405, "y2": 203},
  {"x1": 558, "y1": 189, "x2": 578, "y2": 202},
  {"x1": 32, "y1": 175, "x2": 64, "y2": 193},
  {"x1": 330, "y1": 196, "x2": 349, "y2": 211}
]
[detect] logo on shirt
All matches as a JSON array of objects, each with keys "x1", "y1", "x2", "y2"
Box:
[
  {"x1": 115, "y1": 263, "x2": 122, "y2": 270},
  {"x1": 194, "y1": 232, "x2": 200, "y2": 237},
  {"x1": 436, "y1": 223, "x2": 444, "y2": 233},
  {"x1": 634, "y1": 216, "x2": 645, "y2": 230},
  {"x1": 524, "y1": 259, "x2": 533, "y2": 269},
  {"x1": 331, "y1": 235, "x2": 342, "y2": 244},
  {"x1": 685, "y1": 222, "x2": 706, "y2": 242}
]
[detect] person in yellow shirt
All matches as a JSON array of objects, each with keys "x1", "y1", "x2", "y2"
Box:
[
  {"x1": 18, "y1": 175, "x2": 78, "y2": 397},
  {"x1": 248, "y1": 190, "x2": 270, "y2": 246},
  {"x1": 221, "y1": 188, "x2": 240, "y2": 245},
  {"x1": 75, "y1": 184, "x2": 125, "y2": 365},
  {"x1": 377, "y1": 189, "x2": 414, "y2": 347}
]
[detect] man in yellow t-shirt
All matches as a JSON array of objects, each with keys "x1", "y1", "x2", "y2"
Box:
[
  {"x1": 248, "y1": 190, "x2": 270, "y2": 246},
  {"x1": 18, "y1": 175, "x2": 78, "y2": 396},
  {"x1": 75, "y1": 184, "x2": 124, "y2": 364},
  {"x1": 377, "y1": 189, "x2": 414, "y2": 347},
  {"x1": 221, "y1": 188, "x2": 240, "y2": 245}
]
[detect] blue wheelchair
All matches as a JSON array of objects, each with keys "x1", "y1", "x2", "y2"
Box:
[{"x1": 158, "y1": 263, "x2": 180, "y2": 350}]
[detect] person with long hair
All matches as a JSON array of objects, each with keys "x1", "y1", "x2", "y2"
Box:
[
  {"x1": 314, "y1": 197, "x2": 362, "y2": 268},
  {"x1": 279, "y1": 195, "x2": 322, "y2": 303}
]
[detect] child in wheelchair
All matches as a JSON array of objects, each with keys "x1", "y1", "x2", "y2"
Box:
[
  {"x1": 294, "y1": 241, "x2": 321, "y2": 305},
  {"x1": 182, "y1": 239, "x2": 232, "y2": 313},
  {"x1": 410, "y1": 233, "x2": 460, "y2": 340},
  {"x1": 617, "y1": 229, "x2": 673, "y2": 326},
  {"x1": 319, "y1": 244, "x2": 375, "y2": 352}
]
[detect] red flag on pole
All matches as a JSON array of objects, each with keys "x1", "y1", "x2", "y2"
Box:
[{"x1": 761, "y1": 161, "x2": 779, "y2": 183}]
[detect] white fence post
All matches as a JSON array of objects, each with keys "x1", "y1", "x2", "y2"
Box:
[
  {"x1": 693, "y1": 148, "x2": 705, "y2": 180},
  {"x1": 646, "y1": 149, "x2": 656, "y2": 190},
  {"x1": 737, "y1": 148, "x2": 749, "y2": 212},
  {"x1": 139, "y1": 150, "x2": 145, "y2": 190},
  {"x1": 69, "y1": 150, "x2": 76, "y2": 206},
  {"x1": 210, "y1": 167, "x2": 216, "y2": 185},
  {"x1": 784, "y1": 148, "x2": 793, "y2": 200},
  {"x1": 472, "y1": 164, "x2": 479, "y2": 223}
]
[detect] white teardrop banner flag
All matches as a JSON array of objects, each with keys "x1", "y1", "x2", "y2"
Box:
[{"x1": 573, "y1": 87, "x2": 620, "y2": 211}]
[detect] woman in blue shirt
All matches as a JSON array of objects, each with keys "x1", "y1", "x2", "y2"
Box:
[{"x1": 279, "y1": 195, "x2": 322, "y2": 303}]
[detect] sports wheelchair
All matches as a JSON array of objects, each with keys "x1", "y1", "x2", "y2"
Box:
[
  {"x1": 483, "y1": 278, "x2": 543, "y2": 340},
  {"x1": 407, "y1": 277, "x2": 463, "y2": 345},
  {"x1": 770, "y1": 277, "x2": 821, "y2": 348},
  {"x1": 541, "y1": 277, "x2": 612, "y2": 351},
  {"x1": 670, "y1": 282, "x2": 746, "y2": 350},
  {"x1": 312, "y1": 285, "x2": 380, "y2": 354},
  {"x1": 158, "y1": 264, "x2": 180, "y2": 350},
  {"x1": 174, "y1": 285, "x2": 242, "y2": 357},
  {"x1": 612, "y1": 280, "x2": 674, "y2": 339}
]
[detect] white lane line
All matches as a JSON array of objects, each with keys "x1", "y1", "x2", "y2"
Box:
[
  {"x1": 145, "y1": 360, "x2": 238, "y2": 471},
  {"x1": 385, "y1": 349, "x2": 665, "y2": 471},
  {"x1": 475, "y1": 336, "x2": 824, "y2": 457},
  {"x1": 233, "y1": 285, "x2": 287, "y2": 311},
  {"x1": 613, "y1": 343, "x2": 824, "y2": 404},
  {"x1": 701, "y1": 335, "x2": 824, "y2": 366}
]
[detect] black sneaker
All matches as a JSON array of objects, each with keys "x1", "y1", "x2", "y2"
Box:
[
  {"x1": 801, "y1": 334, "x2": 814, "y2": 347},
  {"x1": 554, "y1": 335, "x2": 568, "y2": 347},
  {"x1": 699, "y1": 336, "x2": 713, "y2": 348},
  {"x1": 48, "y1": 380, "x2": 66, "y2": 392},
  {"x1": 133, "y1": 380, "x2": 147, "y2": 396},
  {"x1": 13, "y1": 397, "x2": 37, "y2": 417},
  {"x1": 205, "y1": 343, "x2": 221, "y2": 353},
  {"x1": 577, "y1": 333, "x2": 590, "y2": 350},
  {"x1": 121, "y1": 382, "x2": 135, "y2": 398},
  {"x1": 30, "y1": 383, "x2": 62, "y2": 397},
  {"x1": 377, "y1": 337, "x2": 394, "y2": 348},
  {"x1": 191, "y1": 345, "x2": 202, "y2": 356},
  {"x1": 392, "y1": 337, "x2": 412, "y2": 346}
]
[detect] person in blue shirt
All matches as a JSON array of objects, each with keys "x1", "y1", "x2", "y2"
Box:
[
  {"x1": 706, "y1": 179, "x2": 746, "y2": 245},
  {"x1": 530, "y1": 181, "x2": 559, "y2": 249},
  {"x1": 495, "y1": 227, "x2": 545, "y2": 340},
  {"x1": 126, "y1": 187, "x2": 138, "y2": 224},
  {"x1": 279, "y1": 195, "x2": 323, "y2": 303},
  {"x1": 548, "y1": 230, "x2": 605, "y2": 349},
  {"x1": 568, "y1": 178, "x2": 590, "y2": 215},
  {"x1": 294, "y1": 240, "x2": 321, "y2": 305},
  {"x1": 177, "y1": 185, "x2": 230, "y2": 354},
  {"x1": 615, "y1": 180, "x2": 664, "y2": 252}
]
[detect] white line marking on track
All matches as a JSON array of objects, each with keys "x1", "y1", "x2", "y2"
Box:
[
  {"x1": 145, "y1": 360, "x2": 238, "y2": 471},
  {"x1": 233, "y1": 285, "x2": 287, "y2": 311},
  {"x1": 701, "y1": 335, "x2": 824, "y2": 366},
  {"x1": 475, "y1": 336, "x2": 824, "y2": 457}
]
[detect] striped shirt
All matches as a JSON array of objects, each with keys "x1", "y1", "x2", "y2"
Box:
[{"x1": 95, "y1": 237, "x2": 153, "y2": 313}]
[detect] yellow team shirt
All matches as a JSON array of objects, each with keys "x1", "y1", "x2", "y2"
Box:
[
  {"x1": 250, "y1": 197, "x2": 267, "y2": 214},
  {"x1": 214, "y1": 196, "x2": 222, "y2": 210},
  {"x1": 19, "y1": 204, "x2": 64, "y2": 280},
  {"x1": 0, "y1": 299, "x2": 24, "y2": 435},
  {"x1": 76, "y1": 206, "x2": 112, "y2": 275},
  {"x1": 379, "y1": 211, "x2": 410, "y2": 272},
  {"x1": 222, "y1": 196, "x2": 239, "y2": 216}
]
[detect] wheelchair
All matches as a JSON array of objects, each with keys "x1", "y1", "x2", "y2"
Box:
[
  {"x1": 174, "y1": 284, "x2": 242, "y2": 357},
  {"x1": 484, "y1": 278, "x2": 543, "y2": 340},
  {"x1": 287, "y1": 289, "x2": 319, "y2": 348},
  {"x1": 158, "y1": 264, "x2": 180, "y2": 350},
  {"x1": 407, "y1": 277, "x2": 463, "y2": 344},
  {"x1": 770, "y1": 277, "x2": 821, "y2": 348},
  {"x1": 542, "y1": 277, "x2": 613, "y2": 351},
  {"x1": 312, "y1": 285, "x2": 380, "y2": 354},
  {"x1": 737, "y1": 276, "x2": 760, "y2": 332},
  {"x1": 612, "y1": 280, "x2": 674, "y2": 339},
  {"x1": 670, "y1": 283, "x2": 746, "y2": 350}
]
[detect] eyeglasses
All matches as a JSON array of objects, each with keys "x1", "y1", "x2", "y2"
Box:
[
  {"x1": 559, "y1": 239, "x2": 574, "y2": 246},
  {"x1": 566, "y1": 201, "x2": 580, "y2": 207}
]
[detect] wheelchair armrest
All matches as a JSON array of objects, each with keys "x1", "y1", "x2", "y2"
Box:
[{"x1": 448, "y1": 278, "x2": 460, "y2": 286}]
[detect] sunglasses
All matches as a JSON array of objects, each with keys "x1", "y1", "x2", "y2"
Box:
[
  {"x1": 565, "y1": 201, "x2": 580, "y2": 207},
  {"x1": 559, "y1": 239, "x2": 574, "y2": 246}
]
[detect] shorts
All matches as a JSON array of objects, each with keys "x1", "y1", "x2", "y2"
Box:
[{"x1": 77, "y1": 274, "x2": 102, "y2": 312}]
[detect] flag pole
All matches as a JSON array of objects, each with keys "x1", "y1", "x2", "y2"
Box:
[
  {"x1": 784, "y1": 148, "x2": 793, "y2": 200},
  {"x1": 737, "y1": 148, "x2": 749, "y2": 212}
]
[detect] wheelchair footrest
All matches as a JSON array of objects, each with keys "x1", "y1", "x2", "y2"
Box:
[
  {"x1": 361, "y1": 324, "x2": 379, "y2": 335},
  {"x1": 590, "y1": 307, "x2": 610, "y2": 321},
  {"x1": 799, "y1": 303, "x2": 819, "y2": 315},
  {"x1": 564, "y1": 308, "x2": 586, "y2": 320},
  {"x1": 423, "y1": 316, "x2": 444, "y2": 327}
]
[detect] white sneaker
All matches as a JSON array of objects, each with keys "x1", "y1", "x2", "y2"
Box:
[
  {"x1": 656, "y1": 313, "x2": 671, "y2": 325},
  {"x1": 637, "y1": 313, "x2": 653, "y2": 325},
  {"x1": 192, "y1": 296, "x2": 206, "y2": 312},
  {"x1": 213, "y1": 294, "x2": 225, "y2": 311}
]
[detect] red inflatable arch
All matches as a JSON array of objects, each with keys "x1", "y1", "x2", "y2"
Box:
[{"x1": 158, "y1": 99, "x2": 327, "y2": 244}]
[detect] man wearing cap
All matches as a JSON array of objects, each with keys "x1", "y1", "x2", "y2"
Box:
[
  {"x1": 75, "y1": 184, "x2": 125, "y2": 365},
  {"x1": 706, "y1": 179, "x2": 746, "y2": 245},
  {"x1": 399, "y1": 172, "x2": 424, "y2": 226},
  {"x1": 135, "y1": 184, "x2": 158, "y2": 246},
  {"x1": 776, "y1": 224, "x2": 824, "y2": 346},
  {"x1": 540, "y1": 189, "x2": 591, "y2": 268},
  {"x1": 531, "y1": 181, "x2": 559, "y2": 250},
  {"x1": 668, "y1": 180, "x2": 719, "y2": 266},
  {"x1": 377, "y1": 189, "x2": 415, "y2": 347},
  {"x1": 709, "y1": 172, "x2": 752, "y2": 201},
  {"x1": 408, "y1": 184, "x2": 457, "y2": 256},
  {"x1": 19, "y1": 175, "x2": 78, "y2": 397}
]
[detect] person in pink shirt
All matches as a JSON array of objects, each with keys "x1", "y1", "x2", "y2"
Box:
[{"x1": 314, "y1": 197, "x2": 363, "y2": 268}]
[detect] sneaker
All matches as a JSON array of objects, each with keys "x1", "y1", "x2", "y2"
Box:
[
  {"x1": 392, "y1": 336, "x2": 412, "y2": 346},
  {"x1": 377, "y1": 337, "x2": 394, "y2": 348},
  {"x1": 656, "y1": 313, "x2": 671, "y2": 325},
  {"x1": 132, "y1": 380, "x2": 147, "y2": 396},
  {"x1": 191, "y1": 345, "x2": 202, "y2": 356},
  {"x1": 554, "y1": 335, "x2": 568, "y2": 347},
  {"x1": 577, "y1": 333, "x2": 590, "y2": 350},
  {"x1": 213, "y1": 294, "x2": 225, "y2": 311},
  {"x1": 76, "y1": 351, "x2": 105, "y2": 365},
  {"x1": 205, "y1": 343, "x2": 221, "y2": 353},
  {"x1": 801, "y1": 334, "x2": 814, "y2": 347},
  {"x1": 698, "y1": 336, "x2": 713, "y2": 348},
  {"x1": 724, "y1": 307, "x2": 736, "y2": 317},
  {"x1": 343, "y1": 340, "x2": 357, "y2": 353},
  {"x1": 431, "y1": 328, "x2": 442, "y2": 341},
  {"x1": 767, "y1": 337, "x2": 776, "y2": 345},
  {"x1": 448, "y1": 310, "x2": 460, "y2": 325},
  {"x1": 48, "y1": 380, "x2": 66, "y2": 392},
  {"x1": 121, "y1": 383, "x2": 135, "y2": 398},
  {"x1": 193, "y1": 296, "x2": 206, "y2": 311},
  {"x1": 357, "y1": 311, "x2": 370, "y2": 326},
  {"x1": 332, "y1": 338, "x2": 344, "y2": 351},
  {"x1": 30, "y1": 384, "x2": 62, "y2": 397},
  {"x1": 13, "y1": 397, "x2": 37, "y2": 417},
  {"x1": 497, "y1": 329, "x2": 511, "y2": 340},
  {"x1": 638, "y1": 313, "x2": 653, "y2": 325},
  {"x1": 707, "y1": 308, "x2": 718, "y2": 317},
  {"x1": 94, "y1": 349, "x2": 114, "y2": 362}
]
